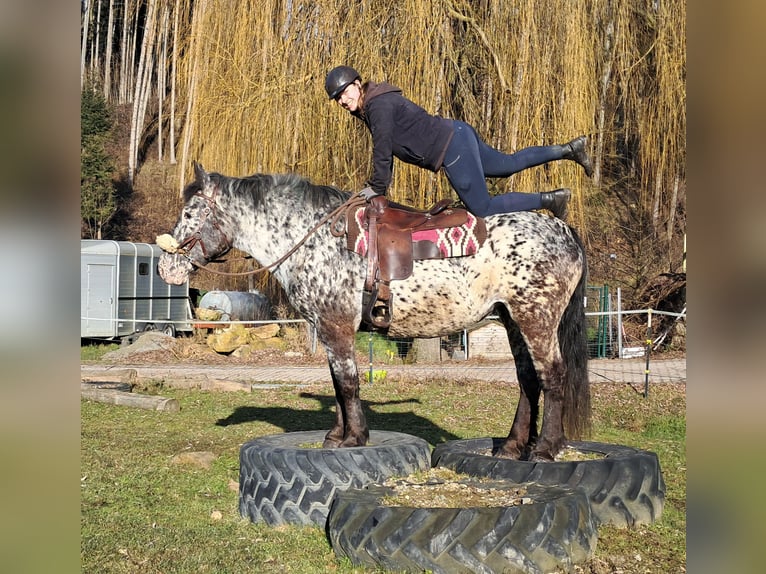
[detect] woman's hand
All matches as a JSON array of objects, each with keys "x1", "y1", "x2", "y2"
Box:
[{"x1": 358, "y1": 187, "x2": 380, "y2": 201}]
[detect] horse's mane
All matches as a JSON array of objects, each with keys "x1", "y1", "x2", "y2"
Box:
[{"x1": 184, "y1": 171, "x2": 351, "y2": 209}]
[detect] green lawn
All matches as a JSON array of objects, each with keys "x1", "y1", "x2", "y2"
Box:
[{"x1": 81, "y1": 378, "x2": 685, "y2": 573}]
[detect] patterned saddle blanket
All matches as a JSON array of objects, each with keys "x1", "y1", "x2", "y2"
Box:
[{"x1": 343, "y1": 196, "x2": 487, "y2": 328}]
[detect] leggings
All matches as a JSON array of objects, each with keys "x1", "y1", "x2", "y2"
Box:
[{"x1": 442, "y1": 120, "x2": 564, "y2": 216}]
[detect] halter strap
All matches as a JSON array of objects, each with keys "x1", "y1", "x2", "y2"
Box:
[{"x1": 175, "y1": 188, "x2": 233, "y2": 259}]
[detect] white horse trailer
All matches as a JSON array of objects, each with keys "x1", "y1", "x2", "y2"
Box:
[{"x1": 81, "y1": 240, "x2": 194, "y2": 340}]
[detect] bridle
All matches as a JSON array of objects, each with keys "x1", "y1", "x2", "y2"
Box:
[
  {"x1": 171, "y1": 187, "x2": 366, "y2": 278},
  {"x1": 174, "y1": 187, "x2": 233, "y2": 261}
]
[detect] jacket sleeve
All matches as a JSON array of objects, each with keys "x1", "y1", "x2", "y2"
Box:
[{"x1": 364, "y1": 98, "x2": 395, "y2": 195}]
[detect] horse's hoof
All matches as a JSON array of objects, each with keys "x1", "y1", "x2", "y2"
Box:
[
  {"x1": 339, "y1": 435, "x2": 368, "y2": 448},
  {"x1": 493, "y1": 438, "x2": 523, "y2": 460},
  {"x1": 323, "y1": 431, "x2": 343, "y2": 448},
  {"x1": 494, "y1": 446, "x2": 522, "y2": 460},
  {"x1": 529, "y1": 451, "x2": 556, "y2": 463}
]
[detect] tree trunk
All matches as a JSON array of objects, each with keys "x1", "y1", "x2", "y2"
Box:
[
  {"x1": 596, "y1": 15, "x2": 616, "y2": 186},
  {"x1": 157, "y1": 4, "x2": 169, "y2": 161},
  {"x1": 666, "y1": 174, "x2": 680, "y2": 268},
  {"x1": 118, "y1": 0, "x2": 130, "y2": 103},
  {"x1": 129, "y1": 0, "x2": 158, "y2": 184},
  {"x1": 103, "y1": 0, "x2": 115, "y2": 101},
  {"x1": 169, "y1": 0, "x2": 181, "y2": 164},
  {"x1": 80, "y1": 0, "x2": 91, "y2": 88},
  {"x1": 179, "y1": 0, "x2": 207, "y2": 193},
  {"x1": 92, "y1": 0, "x2": 103, "y2": 79}
]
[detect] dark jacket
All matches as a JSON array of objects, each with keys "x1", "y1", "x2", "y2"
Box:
[{"x1": 352, "y1": 81, "x2": 454, "y2": 195}]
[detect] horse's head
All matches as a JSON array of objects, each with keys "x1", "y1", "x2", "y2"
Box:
[{"x1": 158, "y1": 162, "x2": 233, "y2": 285}]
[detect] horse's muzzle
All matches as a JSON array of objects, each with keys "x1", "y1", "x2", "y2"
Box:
[{"x1": 158, "y1": 252, "x2": 193, "y2": 285}]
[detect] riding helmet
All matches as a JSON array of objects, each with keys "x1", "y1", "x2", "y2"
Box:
[{"x1": 325, "y1": 66, "x2": 361, "y2": 100}]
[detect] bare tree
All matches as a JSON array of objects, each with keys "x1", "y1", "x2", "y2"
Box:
[
  {"x1": 80, "y1": 0, "x2": 91, "y2": 88},
  {"x1": 128, "y1": 0, "x2": 158, "y2": 184},
  {"x1": 103, "y1": 0, "x2": 115, "y2": 100}
]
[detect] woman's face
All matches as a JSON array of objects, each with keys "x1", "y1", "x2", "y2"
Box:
[{"x1": 335, "y1": 81, "x2": 362, "y2": 112}]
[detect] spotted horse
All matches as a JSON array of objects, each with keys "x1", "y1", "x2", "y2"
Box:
[{"x1": 158, "y1": 163, "x2": 590, "y2": 461}]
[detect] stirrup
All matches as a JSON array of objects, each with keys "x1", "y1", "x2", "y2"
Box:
[{"x1": 362, "y1": 288, "x2": 392, "y2": 329}]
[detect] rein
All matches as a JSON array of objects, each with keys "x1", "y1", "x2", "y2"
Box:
[{"x1": 184, "y1": 193, "x2": 366, "y2": 277}]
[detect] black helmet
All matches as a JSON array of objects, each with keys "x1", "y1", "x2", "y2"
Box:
[{"x1": 325, "y1": 65, "x2": 361, "y2": 100}]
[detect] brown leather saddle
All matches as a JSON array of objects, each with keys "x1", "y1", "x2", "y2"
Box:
[{"x1": 346, "y1": 195, "x2": 487, "y2": 329}]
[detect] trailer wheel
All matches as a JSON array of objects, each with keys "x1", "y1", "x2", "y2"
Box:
[
  {"x1": 143, "y1": 323, "x2": 156, "y2": 332},
  {"x1": 160, "y1": 323, "x2": 176, "y2": 337}
]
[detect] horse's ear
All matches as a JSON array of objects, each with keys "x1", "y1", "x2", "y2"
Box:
[{"x1": 193, "y1": 161, "x2": 207, "y2": 185}]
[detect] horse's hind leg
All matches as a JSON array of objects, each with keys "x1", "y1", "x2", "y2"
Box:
[
  {"x1": 318, "y1": 321, "x2": 369, "y2": 448},
  {"x1": 498, "y1": 305, "x2": 567, "y2": 461}
]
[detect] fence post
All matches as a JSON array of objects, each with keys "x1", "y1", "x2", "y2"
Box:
[
  {"x1": 368, "y1": 329, "x2": 374, "y2": 385},
  {"x1": 644, "y1": 309, "x2": 653, "y2": 398},
  {"x1": 617, "y1": 287, "x2": 623, "y2": 359}
]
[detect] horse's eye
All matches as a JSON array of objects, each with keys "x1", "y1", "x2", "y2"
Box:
[{"x1": 183, "y1": 211, "x2": 192, "y2": 219}]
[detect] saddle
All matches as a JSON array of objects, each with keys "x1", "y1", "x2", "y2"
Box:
[{"x1": 346, "y1": 195, "x2": 487, "y2": 329}]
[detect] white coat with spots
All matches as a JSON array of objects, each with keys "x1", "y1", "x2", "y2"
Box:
[{"x1": 158, "y1": 163, "x2": 590, "y2": 461}]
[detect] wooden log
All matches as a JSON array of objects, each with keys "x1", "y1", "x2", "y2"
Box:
[
  {"x1": 80, "y1": 384, "x2": 180, "y2": 412},
  {"x1": 81, "y1": 368, "x2": 138, "y2": 384}
]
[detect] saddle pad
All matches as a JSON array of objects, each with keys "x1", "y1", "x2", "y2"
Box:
[{"x1": 347, "y1": 207, "x2": 486, "y2": 259}]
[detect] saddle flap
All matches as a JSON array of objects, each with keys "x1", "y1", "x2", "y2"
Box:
[{"x1": 377, "y1": 226, "x2": 414, "y2": 281}]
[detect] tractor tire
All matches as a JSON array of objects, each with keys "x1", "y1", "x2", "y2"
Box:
[
  {"x1": 432, "y1": 438, "x2": 665, "y2": 528},
  {"x1": 238, "y1": 430, "x2": 431, "y2": 527},
  {"x1": 327, "y1": 481, "x2": 597, "y2": 574}
]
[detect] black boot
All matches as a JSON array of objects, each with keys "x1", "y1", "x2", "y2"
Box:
[
  {"x1": 562, "y1": 136, "x2": 593, "y2": 177},
  {"x1": 541, "y1": 188, "x2": 571, "y2": 220}
]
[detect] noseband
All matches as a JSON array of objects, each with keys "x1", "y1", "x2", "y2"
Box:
[{"x1": 175, "y1": 188, "x2": 232, "y2": 262}]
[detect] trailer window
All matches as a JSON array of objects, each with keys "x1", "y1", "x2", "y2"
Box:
[{"x1": 138, "y1": 263, "x2": 150, "y2": 275}]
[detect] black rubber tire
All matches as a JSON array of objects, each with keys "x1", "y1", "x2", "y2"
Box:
[
  {"x1": 327, "y1": 481, "x2": 597, "y2": 574},
  {"x1": 432, "y1": 439, "x2": 665, "y2": 528},
  {"x1": 238, "y1": 430, "x2": 431, "y2": 527}
]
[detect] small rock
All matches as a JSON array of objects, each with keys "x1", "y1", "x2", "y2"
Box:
[{"x1": 250, "y1": 323, "x2": 280, "y2": 339}]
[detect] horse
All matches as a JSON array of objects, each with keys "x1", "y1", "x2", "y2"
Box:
[{"x1": 158, "y1": 163, "x2": 590, "y2": 461}]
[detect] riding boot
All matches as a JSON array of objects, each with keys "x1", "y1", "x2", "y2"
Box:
[
  {"x1": 561, "y1": 136, "x2": 593, "y2": 177},
  {"x1": 540, "y1": 188, "x2": 571, "y2": 220}
]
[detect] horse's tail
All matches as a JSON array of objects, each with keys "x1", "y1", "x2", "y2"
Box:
[{"x1": 560, "y1": 232, "x2": 592, "y2": 440}]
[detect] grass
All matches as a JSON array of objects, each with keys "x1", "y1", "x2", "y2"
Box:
[
  {"x1": 81, "y1": 378, "x2": 685, "y2": 573},
  {"x1": 81, "y1": 340, "x2": 120, "y2": 361}
]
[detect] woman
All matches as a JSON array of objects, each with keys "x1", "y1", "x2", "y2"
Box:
[{"x1": 324, "y1": 65, "x2": 593, "y2": 220}]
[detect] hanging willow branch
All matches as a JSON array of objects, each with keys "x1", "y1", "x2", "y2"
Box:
[{"x1": 445, "y1": 0, "x2": 509, "y2": 93}]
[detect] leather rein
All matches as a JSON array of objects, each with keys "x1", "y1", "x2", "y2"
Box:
[{"x1": 175, "y1": 190, "x2": 365, "y2": 277}]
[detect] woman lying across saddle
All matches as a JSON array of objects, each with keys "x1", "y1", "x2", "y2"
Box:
[{"x1": 324, "y1": 66, "x2": 593, "y2": 221}]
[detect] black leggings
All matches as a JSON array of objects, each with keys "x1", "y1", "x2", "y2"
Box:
[{"x1": 442, "y1": 120, "x2": 564, "y2": 216}]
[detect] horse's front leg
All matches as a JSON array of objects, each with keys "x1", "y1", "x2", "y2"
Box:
[
  {"x1": 319, "y1": 324, "x2": 369, "y2": 448},
  {"x1": 323, "y1": 397, "x2": 345, "y2": 448}
]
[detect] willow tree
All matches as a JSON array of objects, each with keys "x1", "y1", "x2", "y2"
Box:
[{"x1": 80, "y1": 0, "x2": 686, "y2": 285}]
